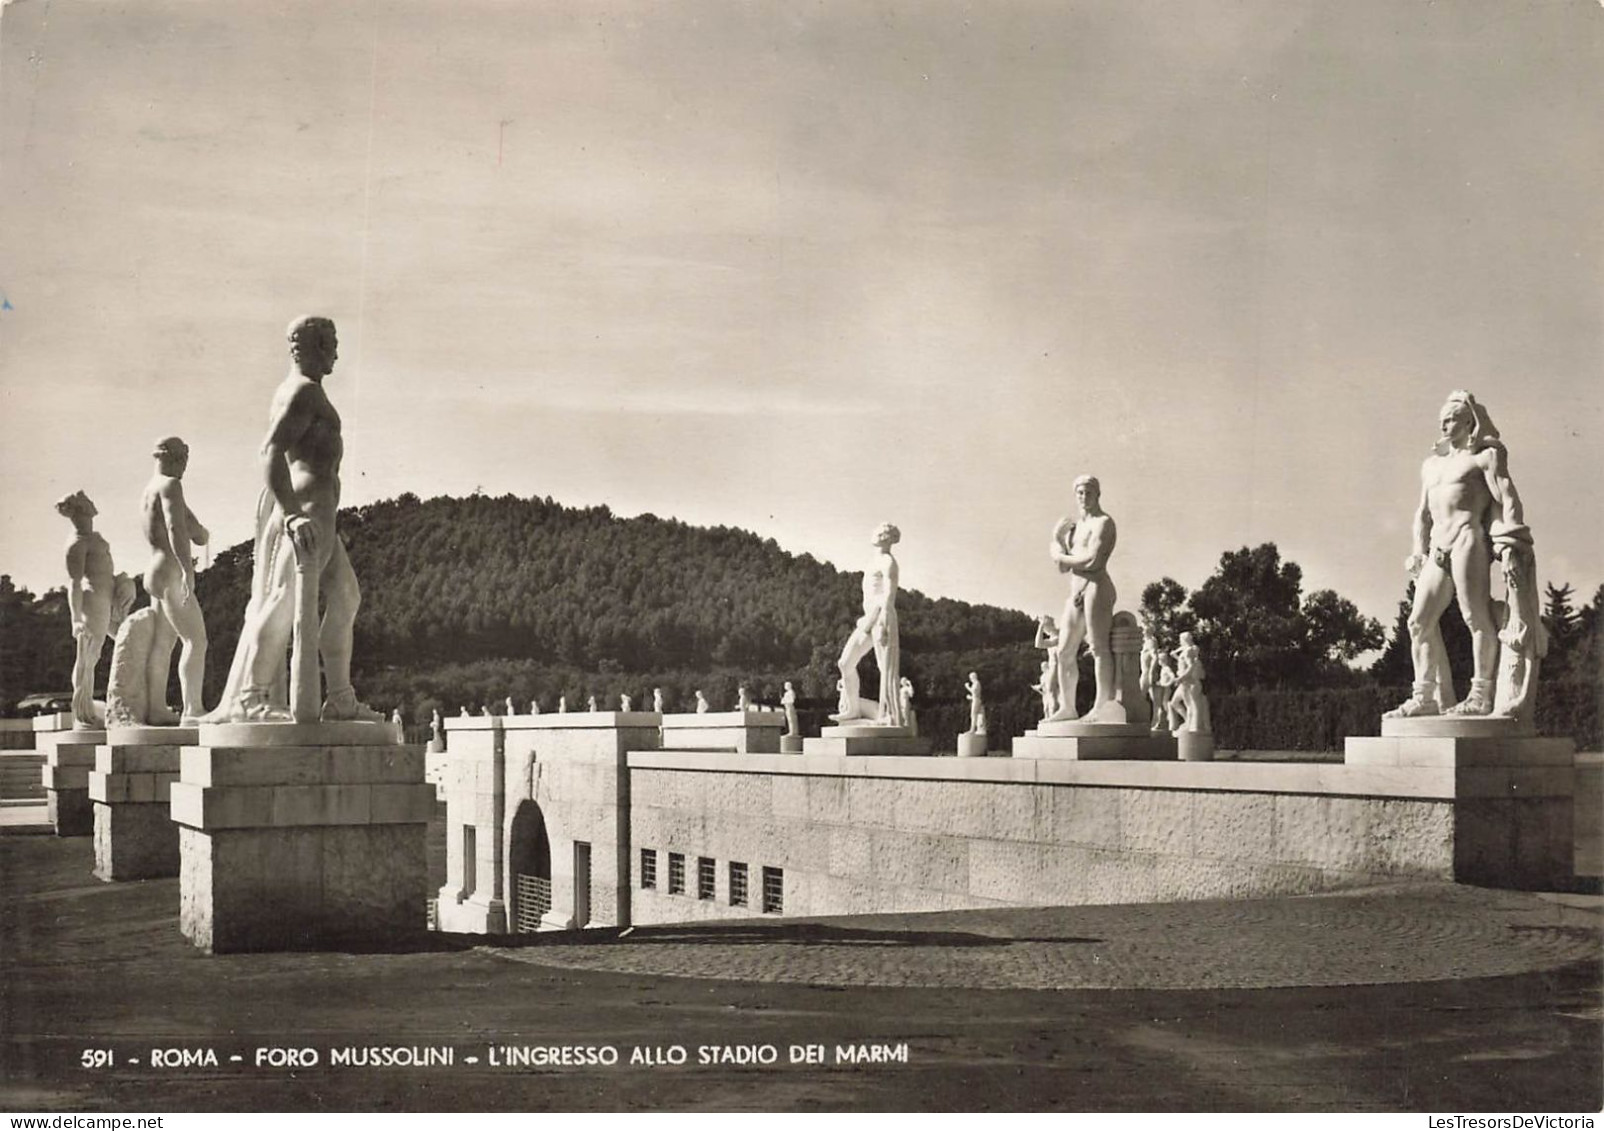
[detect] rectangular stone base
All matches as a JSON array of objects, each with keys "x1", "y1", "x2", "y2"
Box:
[
  {"x1": 94, "y1": 802, "x2": 179, "y2": 880},
  {"x1": 662, "y1": 713, "x2": 785, "y2": 753},
  {"x1": 0, "y1": 751, "x2": 45, "y2": 801},
  {"x1": 1346, "y1": 733, "x2": 1577, "y2": 889},
  {"x1": 434, "y1": 890, "x2": 508, "y2": 934},
  {"x1": 180, "y1": 823, "x2": 426, "y2": 952},
  {"x1": 46, "y1": 788, "x2": 93, "y2": 836},
  {"x1": 174, "y1": 738, "x2": 433, "y2": 953},
  {"x1": 1012, "y1": 734, "x2": 1179, "y2": 761},
  {"x1": 802, "y1": 735, "x2": 933, "y2": 756}
]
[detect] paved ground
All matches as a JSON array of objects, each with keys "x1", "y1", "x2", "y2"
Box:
[{"x1": 2, "y1": 829, "x2": 1600, "y2": 1113}]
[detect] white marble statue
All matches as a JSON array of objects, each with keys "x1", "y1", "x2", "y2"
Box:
[
  {"x1": 736, "y1": 685, "x2": 752, "y2": 712},
  {"x1": 1139, "y1": 621, "x2": 1168, "y2": 733},
  {"x1": 558, "y1": 696, "x2": 568, "y2": 713},
  {"x1": 112, "y1": 437, "x2": 211, "y2": 725},
  {"x1": 653, "y1": 687, "x2": 665, "y2": 714},
  {"x1": 1168, "y1": 632, "x2": 1211, "y2": 735},
  {"x1": 391, "y1": 707, "x2": 404, "y2": 728},
  {"x1": 57, "y1": 492, "x2": 135, "y2": 729},
  {"x1": 831, "y1": 522, "x2": 904, "y2": 726},
  {"x1": 781, "y1": 682, "x2": 799, "y2": 737},
  {"x1": 586, "y1": 694, "x2": 598, "y2": 713},
  {"x1": 480, "y1": 704, "x2": 493, "y2": 718},
  {"x1": 694, "y1": 690, "x2": 710, "y2": 714},
  {"x1": 505, "y1": 696, "x2": 516, "y2": 716},
  {"x1": 1387, "y1": 391, "x2": 1544, "y2": 720},
  {"x1": 964, "y1": 672, "x2": 987, "y2": 736},
  {"x1": 620, "y1": 693, "x2": 632, "y2": 712},
  {"x1": 431, "y1": 709, "x2": 443, "y2": 743},
  {"x1": 530, "y1": 697, "x2": 541, "y2": 715},
  {"x1": 1033, "y1": 614, "x2": 1061, "y2": 720},
  {"x1": 206, "y1": 316, "x2": 380, "y2": 724},
  {"x1": 898, "y1": 677, "x2": 917, "y2": 737},
  {"x1": 459, "y1": 706, "x2": 470, "y2": 718},
  {"x1": 1045, "y1": 476, "x2": 1121, "y2": 723}
]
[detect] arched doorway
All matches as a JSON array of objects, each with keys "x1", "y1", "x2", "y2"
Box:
[{"x1": 508, "y1": 801, "x2": 552, "y2": 933}]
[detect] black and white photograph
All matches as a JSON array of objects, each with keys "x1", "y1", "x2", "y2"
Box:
[{"x1": 0, "y1": 0, "x2": 1599, "y2": 1116}]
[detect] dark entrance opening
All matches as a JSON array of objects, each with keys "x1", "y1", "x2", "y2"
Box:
[{"x1": 509, "y1": 801, "x2": 552, "y2": 933}]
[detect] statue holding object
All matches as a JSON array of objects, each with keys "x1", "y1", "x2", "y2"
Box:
[
  {"x1": 1386, "y1": 391, "x2": 1544, "y2": 721},
  {"x1": 207, "y1": 317, "x2": 380, "y2": 724}
]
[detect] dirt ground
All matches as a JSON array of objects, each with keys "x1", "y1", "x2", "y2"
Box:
[{"x1": 1, "y1": 828, "x2": 1600, "y2": 1113}]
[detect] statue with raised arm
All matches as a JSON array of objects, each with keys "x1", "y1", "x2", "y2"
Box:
[
  {"x1": 831, "y1": 522, "x2": 904, "y2": 726},
  {"x1": 1033, "y1": 614, "x2": 1061, "y2": 719},
  {"x1": 1044, "y1": 476, "x2": 1120, "y2": 723},
  {"x1": 207, "y1": 317, "x2": 379, "y2": 724},
  {"x1": 57, "y1": 492, "x2": 135, "y2": 729},
  {"x1": 1386, "y1": 391, "x2": 1541, "y2": 720}
]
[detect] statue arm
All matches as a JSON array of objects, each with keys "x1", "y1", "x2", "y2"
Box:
[
  {"x1": 1064, "y1": 517, "x2": 1115, "y2": 573},
  {"x1": 1405, "y1": 469, "x2": 1432, "y2": 573},
  {"x1": 186, "y1": 501, "x2": 210, "y2": 546},
  {"x1": 261, "y1": 387, "x2": 316, "y2": 538},
  {"x1": 1481, "y1": 444, "x2": 1525, "y2": 536},
  {"x1": 63, "y1": 542, "x2": 87, "y2": 631}
]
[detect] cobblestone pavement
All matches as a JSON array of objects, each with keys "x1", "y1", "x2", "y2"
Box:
[{"x1": 486, "y1": 882, "x2": 1603, "y2": 990}]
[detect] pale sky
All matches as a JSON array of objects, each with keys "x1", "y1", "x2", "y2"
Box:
[{"x1": 2, "y1": 0, "x2": 1600, "y2": 633}]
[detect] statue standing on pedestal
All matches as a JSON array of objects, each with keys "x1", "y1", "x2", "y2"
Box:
[
  {"x1": 694, "y1": 690, "x2": 709, "y2": 714},
  {"x1": 653, "y1": 688, "x2": 665, "y2": 714},
  {"x1": 135, "y1": 438, "x2": 211, "y2": 723},
  {"x1": 1045, "y1": 476, "x2": 1121, "y2": 723},
  {"x1": 1386, "y1": 391, "x2": 1542, "y2": 720},
  {"x1": 207, "y1": 317, "x2": 378, "y2": 724},
  {"x1": 1168, "y1": 632, "x2": 1211, "y2": 735},
  {"x1": 781, "y1": 682, "x2": 799, "y2": 737},
  {"x1": 57, "y1": 492, "x2": 135, "y2": 729},
  {"x1": 831, "y1": 522, "x2": 903, "y2": 727},
  {"x1": 964, "y1": 672, "x2": 987, "y2": 736}
]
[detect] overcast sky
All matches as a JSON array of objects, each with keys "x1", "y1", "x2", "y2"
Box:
[{"x1": 2, "y1": 0, "x2": 1599, "y2": 636}]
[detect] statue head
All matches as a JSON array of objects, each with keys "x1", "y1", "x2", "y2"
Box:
[
  {"x1": 1178, "y1": 631, "x2": 1195, "y2": 648},
  {"x1": 153, "y1": 436, "x2": 190, "y2": 476},
  {"x1": 1435, "y1": 390, "x2": 1499, "y2": 455},
  {"x1": 1074, "y1": 475, "x2": 1101, "y2": 512},
  {"x1": 55, "y1": 490, "x2": 97, "y2": 524},
  {"x1": 871, "y1": 522, "x2": 901, "y2": 549},
  {"x1": 287, "y1": 315, "x2": 338, "y2": 378}
]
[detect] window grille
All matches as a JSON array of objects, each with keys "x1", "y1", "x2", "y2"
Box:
[
  {"x1": 640, "y1": 848, "x2": 657, "y2": 889},
  {"x1": 668, "y1": 852, "x2": 685, "y2": 895},
  {"x1": 729, "y1": 862, "x2": 748, "y2": 907},
  {"x1": 761, "y1": 866, "x2": 783, "y2": 914}
]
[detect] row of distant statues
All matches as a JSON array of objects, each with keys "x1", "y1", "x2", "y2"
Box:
[{"x1": 57, "y1": 345, "x2": 1544, "y2": 740}]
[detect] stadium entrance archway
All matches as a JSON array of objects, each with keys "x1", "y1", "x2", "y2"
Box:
[{"x1": 509, "y1": 801, "x2": 552, "y2": 933}]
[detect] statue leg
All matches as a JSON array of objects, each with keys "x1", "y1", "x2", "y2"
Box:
[
  {"x1": 875, "y1": 635, "x2": 901, "y2": 726},
  {"x1": 159, "y1": 593, "x2": 208, "y2": 721},
  {"x1": 1388, "y1": 564, "x2": 1454, "y2": 717},
  {"x1": 832, "y1": 629, "x2": 873, "y2": 721},
  {"x1": 142, "y1": 603, "x2": 180, "y2": 724},
  {"x1": 1084, "y1": 578, "x2": 1117, "y2": 711},
  {"x1": 318, "y1": 537, "x2": 379, "y2": 721},
  {"x1": 237, "y1": 545, "x2": 297, "y2": 718},
  {"x1": 1046, "y1": 603, "x2": 1085, "y2": 723},
  {"x1": 1448, "y1": 538, "x2": 1497, "y2": 715}
]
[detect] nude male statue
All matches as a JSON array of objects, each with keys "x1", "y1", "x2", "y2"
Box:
[
  {"x1": 1044, "y1": 475, "x2": 1119, "y2": 723},
  {"x1": 57, "y1": 492, "x2": 132, "y2": 728},
  {"x1": 139, "y1": 437, "x2": 211, "y2": 721},
  {"x1": 831, "y1": 522, "x2": 904, "y2": 726},
  {"x1": 1386, "y1": 391, "x2": 1524, "y2": 718},
  {"x1": 208, "y1": 316, "x2": 378, "y2": 722}
]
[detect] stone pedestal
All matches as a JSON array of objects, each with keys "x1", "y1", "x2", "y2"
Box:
[
  {"x1": 661, "y1": 711, "x2": 780, "y2": 753},
  {"x1": 780, "y1": 735, "x2": 804, "y2": 754},
  {"x1": 89, "y1": 726, "x2": 189, "y2": 881},
  {"x1": 1012, "y1": 719, "x2": 1177, "y2": 761},
  {"x1": 39, "y1": 728, "x2": 102, "y2": 836},
  {"x1": 1345, "y1": 724, "x2": 1575, "y2": 889},
  {"x1": 1177, "y1": 732, "x2": 1215, "y2": 762},
  {"x1": 956, "y1": 733, "x2": 988, "y2": 758},
  {"x1": 171, "y1": 721, "x2": 434, "y2": 953},
  {"x1": 803, "y1": 723, "x2": 932, "y2": 757},
  {"x1": 0, "y1": 718, "x2": 36, "y2": 750}
]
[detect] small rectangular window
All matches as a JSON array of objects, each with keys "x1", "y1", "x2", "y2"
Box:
[
  {"x1": 729, "y1": 862, "x2": 748, "y2": 907},
  {"x1": 697, "y1": 857, "x2": 716, "y2": 900},
  {"x1": 640, "y1": 848, "x2": 657, "y2": 890},
  {"x1": 668, "y1": 852, "x2": 685, "y2": 895},
  {"x1": 761, "y1": 866, "x2": 783, "y2": 914}
]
